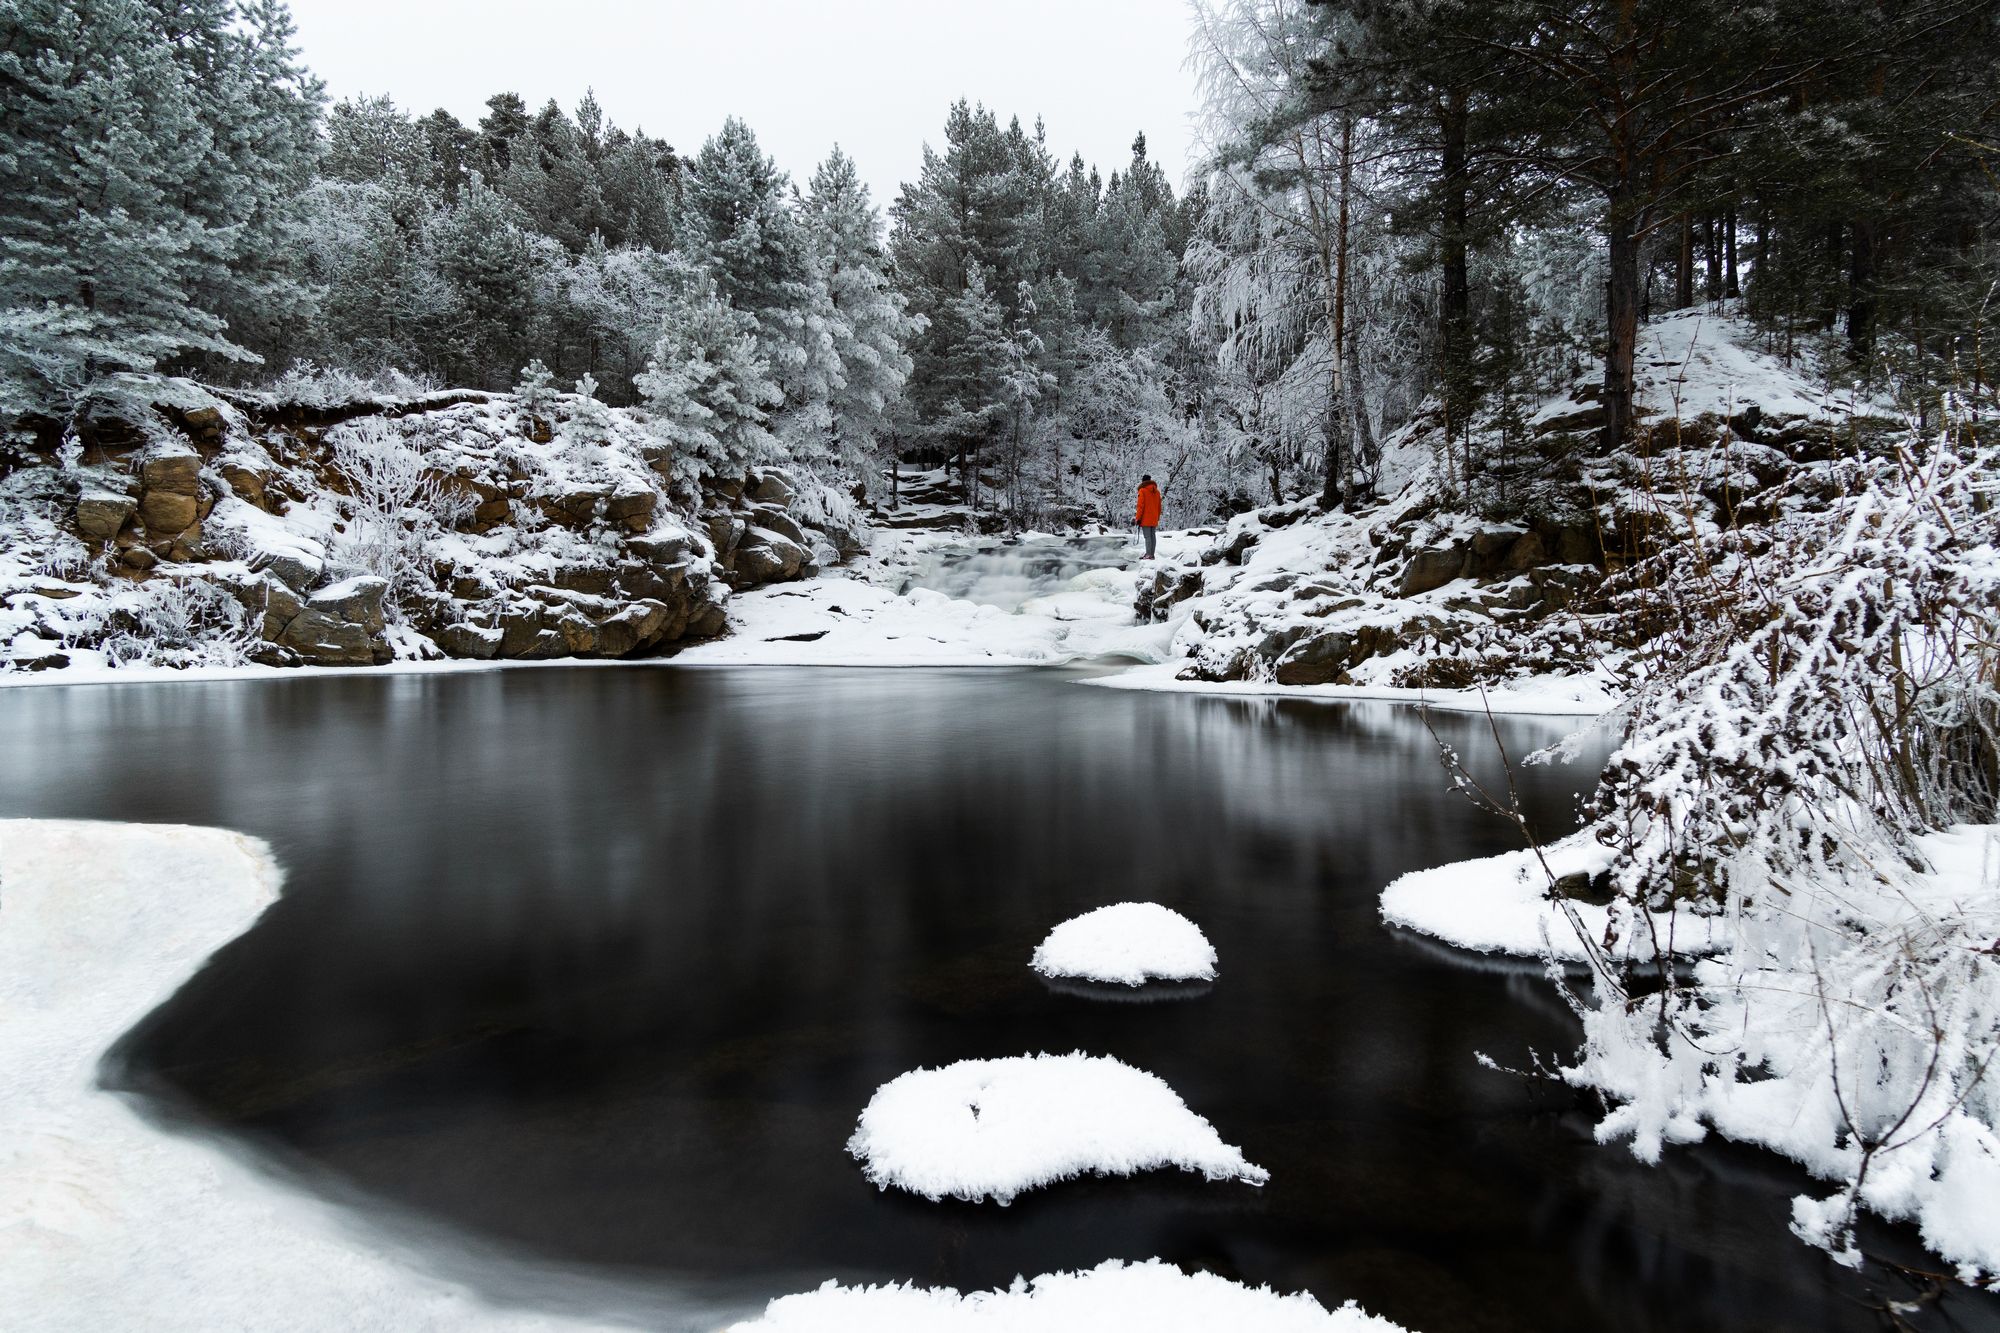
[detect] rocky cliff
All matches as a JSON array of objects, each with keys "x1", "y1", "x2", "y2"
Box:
[{"x1": 0, "y1": 377, "x2": 859, "y2": 674}]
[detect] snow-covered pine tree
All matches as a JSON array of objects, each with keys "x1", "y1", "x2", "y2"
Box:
[
  {"x1": 804, "y1": 148, "x2": 917, "y2": 485},
  {"x1": 633, "y1": 274, "x2": 783, "y2": 491},
  {"x1": 514, "y1": 359, "x2": 560, "y2": 436},
  {"x1": 0, "y1": 0, "x2": 319, "y2": 421},
  {"x1": 679, "y1": 118, "x2": 842, "y2": 453}
]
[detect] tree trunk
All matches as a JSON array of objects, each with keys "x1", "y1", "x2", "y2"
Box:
[
  {"x1": 1704, "y1": 214, "x2": 1722, "y2": 301},
  {"x1": 1604, "y1": 194, "x2": 1642, "y2": 450},
  {"x1": 1675, "y1": 213, "x2": 1694, "y2": 308},
  {"x1": 1848, "y1": 216, "x2": 1878, "y2": 360},
  {"x1": 1322, "y1": 114, "x2": 1354, "y2": 511},
  {"x1": 1724, "y1": 207, "x2": 1740, "y2": 297},
  {"x1": 1438, "y1": 87, "x2": 1472, "y2": 438}
]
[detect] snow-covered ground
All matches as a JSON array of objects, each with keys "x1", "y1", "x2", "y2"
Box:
[
  {"x1": 1087, "y1": 661, "x2": 1616, "y2": 717},
  {"x1": 1379, "y1": 830, "x2": 1731, "y2": 962},
  {"x1": 0, "y1": 820, "x2": 656, "y2": 1332},
  {"x1": 726, "y1": 1258, "x2": 1408, "y2": 1332},
  {"x1": 1030, "y1": 903, "x2": 1218, "y2": 986},
  {"x1": 673, "y1": 529, "x2": 1207, "y2": 669},
  {"x1": 845, "y1": 1053, "x2": 1269, "y2": 1205}
]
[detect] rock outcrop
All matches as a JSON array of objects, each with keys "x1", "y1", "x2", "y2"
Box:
[{"x1": 1, "y1": 378, "x2": 855, "y2": 673}]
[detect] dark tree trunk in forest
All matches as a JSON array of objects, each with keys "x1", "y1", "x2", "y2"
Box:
[
  {"x1": 1704, "y1": 214, "x2": 1721, "y2": 300},
  {"x1": 1848, "y1": 217, "x2": 1878, "y2": 359},
  {"x1": 1604, "y1": 193, "x2": 1642, "y2": 449},
  {"x1": 1438, "y1": 87, "x2": 1472, "y2": 436},
  {"x1": 1725, "y1": 208, "x2": 1739, "y2": 296},
  {"x1": 1676, "y1": 213, "x2": 1694, "y2": 308}
]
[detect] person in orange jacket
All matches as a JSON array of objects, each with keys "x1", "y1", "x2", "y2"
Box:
[{"x1": 1134, "y1": 475, "x2": 1162, "y2": 559}]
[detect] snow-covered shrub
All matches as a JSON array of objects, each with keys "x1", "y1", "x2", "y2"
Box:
[
  {"x1": 513, "y1": 359, "x2": 559, "y2": 435},
  {"x1": 267, "y1": 361, "x2": 440, "y2": 409},
  {"x1": 93, "y1": 577, "x2": 258, "y2": 668},
  {"x1": 1557, "y1": 415, "x2": 2000, "y2": 1271},
  {"x1": 325, "y1": 418, "x2": 469, "y2": 604}
]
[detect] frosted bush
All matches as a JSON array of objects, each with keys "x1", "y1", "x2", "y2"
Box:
[
  {"x1": 1552, "y1": 417, "x2": 2000, "y2": 1272},
  {"x1": 267, "y1": 361, "x2": 441, "y2": 409},
  {"x1": 94, "y1": 577, "x2": 258, "y2": 668},
  {"x1": 325, "y1": 418, "x2": 470, "y2": 605}
]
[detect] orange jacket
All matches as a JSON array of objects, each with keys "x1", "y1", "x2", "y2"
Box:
[{"x1": 1135, "y1": 481, "x2": 1162, "y2": 527}]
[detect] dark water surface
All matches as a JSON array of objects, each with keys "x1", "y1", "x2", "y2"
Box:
[{"x1": 1, "y1": 667, "x2": 1992, "y2": 1332}]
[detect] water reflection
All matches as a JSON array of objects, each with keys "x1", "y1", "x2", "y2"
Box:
[{"x1": 0, "y1": 667, "x2": 1988, "y2": 1333}]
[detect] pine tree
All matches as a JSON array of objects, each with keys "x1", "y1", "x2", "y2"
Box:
[
  {"x1": 514, "y1": 358, "x2": 559, "y2": 435},
  {"x1": 680, "y1": 117, "x2": 841, "y2": 448},
  {"x1": 633, "y1": 273, "x2": 783, "y2": 490},
  {"x1": 805, "y1": 147, "x2": 917, "y2": 483},
  {"x1": 0, "y1": 0, "x2": 320, "y2": 419}
]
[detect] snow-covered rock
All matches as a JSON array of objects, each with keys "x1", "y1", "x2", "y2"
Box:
[
  {"x1": 727, "y1": 1258, "x2": 1409, "y2": 1332},
  {"x1": 1030, "y1": 902, "x2": 1217, "y2": 986},
  {"x1": 1378, "y1": 830, "x2": 1731, "y2": 962},
  {"x1": 846, "y1": 1052, "x2": 1269, "y2": 1205}
]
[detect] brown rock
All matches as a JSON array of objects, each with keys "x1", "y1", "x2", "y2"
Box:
[
  {"x1": 219, "y1": 463, "x2": 270, "y2": 510},
  {"x1": 605, "y1": 489, "x2": 657, "y2": 532},
  {"x1": 277, "y1": 608, "x2": 375, "y2": 665},
  {"x1": 138, "y1": 490, "x2": 198, "y2": 535},
  {"x1": 1500, "y1": 530, "x2": 1548, "y2": 575},
  {"x1": 434, "y1": 623, "x2": 502, "y2": 659},
  {"x1": 75, "y1": 491, "x2": 137, "y2": 542},
  {"x1": 137, "y1": 448, "x2": 201, "y2": 496}
]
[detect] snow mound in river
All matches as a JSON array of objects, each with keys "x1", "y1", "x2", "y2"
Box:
[
  {"x1": 727, "y1": 1257, "x2": 1408, "y2": 1332},
  {"x1": 1380, "y1": 830, "x2": 1731, "y2": 962},
  {"x1": 1030, "y1": 902, "x2": 1217, "y2": 985},
  {"x1": 846, "y1": 1052, "x2": 1268, "y2": 1204}
]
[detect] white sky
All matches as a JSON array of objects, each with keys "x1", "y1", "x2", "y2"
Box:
[{"x1": 284, "y1": 0, "x2": 1205, "y2": 214}]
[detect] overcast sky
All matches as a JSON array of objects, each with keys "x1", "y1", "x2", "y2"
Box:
[{"x1": 284, "y1": 0, "x2": 1205, "y2": 214}]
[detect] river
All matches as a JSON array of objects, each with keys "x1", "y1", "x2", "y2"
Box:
[{"x1": 1, "y1": 662, "x2": 1988, "y2": 1331}]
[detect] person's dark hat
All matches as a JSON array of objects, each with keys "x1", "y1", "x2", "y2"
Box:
[{"x1": 1141, "y1": 474, "x2": 1153, "y2": 482}]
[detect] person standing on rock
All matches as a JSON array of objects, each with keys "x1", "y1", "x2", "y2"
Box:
[{"x1": 1134, "y1": 474, "x2": 1162, "y2": 560}]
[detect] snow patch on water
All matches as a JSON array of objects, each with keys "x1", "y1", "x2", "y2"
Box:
[
  {"x1": 846, "y1": 1052, "x2": 1269, "y2": 1205},
  {"x1": 725, "y1": 1257, "x2": 1410, "y2": 1332},
  {"x1": 1030, "y1": 902, "x2": 1217, "y2": 986}
]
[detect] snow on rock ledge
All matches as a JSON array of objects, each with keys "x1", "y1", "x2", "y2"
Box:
[
  {"x1": 1030, "y1": 902, "x2": 1217, "y2": 986},
  {"x1": 726, "y1": 1258, "x2": 1409, "y2": 1332},
  {"x1": 1379, "y1": 830, "x2": 1731, "y2": 962},
  {"x1": 846, "y1": 1053, "x2": 1268, "y2": 1205}
]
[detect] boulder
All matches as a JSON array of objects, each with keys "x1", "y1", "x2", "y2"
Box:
[
  {"x1": 218, "y1": 462, "x2": 271, "y2": 510},
  {"x1": 705, "y1": 513, "x2": 746, "y2": 562},
  {"x1": 1272, "y1": 629, "x2": 1357, "y2": 686},
  {"x1": 732, "y1": 530, "x2": 806, "y2": 585},
  {"x1": 1398, "y1": 545, "x2": 1466, "y2": 597},
  {"x1": 277, "y1": 607, "x2": 375, "y2": 666},
  {"x1": 138, "y1": 489, "x2": 198, "y2": 536},
  {"x1": 260, "y1": 578, "x2": 304, "y2": 640},
  {"x1": 553, "y1": 608, "x2": 599, "y2": 655},
  {"x1": 605, "y1": 488, "x2": 657, "y2": 532},
  {"x1": 750, "y1": 504, "x2": 807, "y2": 545},
  {"x1": 432, "y1": 623, "x2": 502, "y2": 660},
  {"x1": 1500, "y1": 530, "x2": 1548, "y2": 575},
  {"x1": 307, "y1": 576, "x2": 388, "y2": 636},
  {"x1": 74, "y1": 491, "x2": 137, "y2": 542},
  {"x1": 497, "y1": 604, "x2": 546, "y2": 657},
  {"x1": 747, "y1": 471, "x2": 796, "y2": 507},
  {"x1": 170, "y1": 405, "x2": 225, "y2": 442},
  {"x1": 136, "y1": 445, "x2": 201, "y2": 496},
  {"x1": 689, "y1": 604, "x2": 728, "y2": 639}
]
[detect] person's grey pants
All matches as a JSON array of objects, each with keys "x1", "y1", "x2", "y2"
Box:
[{"x1": 1140, "y1": 525, "x2": 1157, "y2": 558}]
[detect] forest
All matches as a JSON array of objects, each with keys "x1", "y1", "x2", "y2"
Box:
[{"x1": 4, "y1": 0, "x2": 1996, "y2": 527}]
